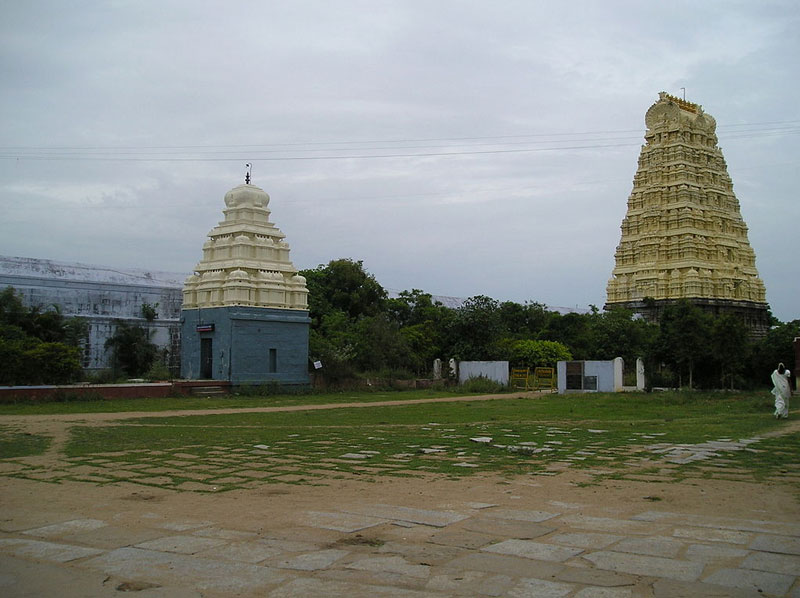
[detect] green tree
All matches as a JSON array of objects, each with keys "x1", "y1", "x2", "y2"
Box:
[
  {"x1": 655, "y1": 300, "x2": 713, "y2": 389},
  {"x1": 711, "y1": 314, "x2": 750, "y2": 389},
  {"x1": 301, "y1": 259, "x2": 387, "y2": 324},
  {"x1": 448, "y1": 295, "x2": 504, "y2": 360},
  {"x1": 507, "y1": 339, "x2": 572, "y2": 368},
  {"x1": 105, "y1": 321, "x2": 158, "y2": 377}
]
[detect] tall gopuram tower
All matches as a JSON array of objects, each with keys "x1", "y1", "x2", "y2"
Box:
[
  {"x1": 605, "y1": 92, "x2": 769, "y2": 336},
  {"x1": 181, "y1": 174, "x2": 310, "y2": 386}
]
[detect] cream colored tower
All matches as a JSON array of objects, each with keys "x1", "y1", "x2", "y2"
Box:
[
  {"x1": 605, "y1": 92, "x2": 769, "y2": 334},
  {"x1": 182, "y1": 181, "x2": 308, "y2": 310}
]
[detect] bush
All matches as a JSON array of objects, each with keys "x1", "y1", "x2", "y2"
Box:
[{"x1": 460, "y1": 375, "x2": 506, "y2": 394}]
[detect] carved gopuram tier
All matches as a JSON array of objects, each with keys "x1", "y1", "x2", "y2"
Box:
[
  {"x1": 182, "y1": 183, "x2": 308, "y2": 310},
  {"x1": 605, "y1": 92, "x2": 769, "y2": 335}
]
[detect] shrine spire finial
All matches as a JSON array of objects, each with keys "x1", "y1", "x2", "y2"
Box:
[{"x1": 245, "y1": 163, "x2": 252, "y2": 185}]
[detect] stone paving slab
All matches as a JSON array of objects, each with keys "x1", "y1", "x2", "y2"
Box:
[
  {"x1": 462, "y1": 516, "x2": 554, "y2": 539},
  {"x1": 483, "y1": 508, "x2": 560, "y2": 523},
  {"x1": 572, "y1": 587, "x2": 633, "y2": 598},
  {"x1": 376, "y1": 541, "x2": 464, "y2": 566},
  {"x1": 559, "y1": 515, "x2": 658, "y2": 535},
  {"x1": 345, "y1": 555, "x2": 432, "y2": 579},
  {"x1": 506, "y1": 577, "x2": 574, "y2": 597},
  {"x1": 426, "y1": 570, "x2": 513, "y2": 596},
  {"x1": 443, "y1": 552, "x2": 563, "y2": 578},
  {"x1": 582, "y1": 550, "x2": 704, "y2": 582},
  {"x1": 275, "y1": 548, "x2": 349, "y2": 571},
  {"x1": 343, "y1": 504, "x2": 469, "y2": 527},
  {"x1": 740, "y1": 550, "x2": 800, "y2": 575},
  {"x1": 749, "y1": 533, "x2": 800, "y2": 555},
  {"x1": 21, "y1": 518, "x2": 107, "y2": 538},
  {"x1": 702, "y1": 567, "x2": 796, "y2": 596},
  {"x1": 191, "y1": 526, "x2": 258, "y2": 540},
  {"x1": 685, "y1": 543, "x2": 750, "y2": 562},
  {"x1": 548, "y1": 532, "x2": 624, "y2": 549},
  {"x1": 134, "y1": 534, "x2": 227, "y2": 554},
  {"x1": 611, "y1": 535, "x2": 685, "y2": 558},
  {"x1": 555, "y1": 565, "x2": 637, "y2": 587},
  {"x1": 426, "y1": 528, "x2": 495, "y2": 549},
  {"x1": 652, "y1": 578, "x2": 765, "y2": 597},
  {"x1": 199, "y1": 540, "x2": 284, "y2": 563},
  {"x1": 54, "y1": 524, "x2": 167, "y2": 549},
  {"x1": 302, "y1": 510, "x2": 389, "y2": 532},
  {"x1": 482, "y1": 539, "x2": 583, "y2": 562},
  {"x1": 633, "y1": 511, "x2": 800, "y2": 535},
  {"x1": 672, "y1": 526, "x2": 751, "y2": 544},
  {"x1": 0, "y1": 538, "x2": 105, "y2": 563},
  {"x1": 267, "y1": 577, "x2": 448, "y2": 597},
  {"x1": 81, "y1": 546, "x2": 288, "y2": 593}
]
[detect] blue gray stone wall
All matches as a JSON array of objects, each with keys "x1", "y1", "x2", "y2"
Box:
[{"x1": 181, "y1": 306, "x2": 310, "y2": 386}]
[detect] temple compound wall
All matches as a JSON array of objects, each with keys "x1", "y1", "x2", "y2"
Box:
[
  {"x1": 0, "y1": 256, "x2": 183, "y2": 373},
  {"x1": 180, "y1": 178, "x2": 310, "y2": 387},
  {"x1": 606, "y1": 92, "x2": 770, "y2": 336}
]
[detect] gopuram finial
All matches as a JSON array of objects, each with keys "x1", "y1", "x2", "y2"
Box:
[{"x1": 245, "y1": 163, "x2": 252, "y2": 185}]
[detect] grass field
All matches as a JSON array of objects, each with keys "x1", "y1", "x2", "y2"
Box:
[{"x1": 1, "y1": 390, "x2": 798, "y2": 494}]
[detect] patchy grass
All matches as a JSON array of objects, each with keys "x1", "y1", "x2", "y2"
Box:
[
  {"x1": 0, "y1": 425, "x2": 51, "y2": 458},
  {"x1": 2, "y1": 391, "x2": 795, "y2": 494}
]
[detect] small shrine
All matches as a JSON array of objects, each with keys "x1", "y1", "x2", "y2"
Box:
[
  {"x1": 605, "y1": 92, "x2": 769, "y2": 335},
  {"x1": 181, "y1": 170, "x2": 310, "y2": 386}
]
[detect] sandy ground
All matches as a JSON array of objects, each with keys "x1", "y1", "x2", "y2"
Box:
[{"x1": 1, "y1": 394, "x2": 799, "y2": 597}]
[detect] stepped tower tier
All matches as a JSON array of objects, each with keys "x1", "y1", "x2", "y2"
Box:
[
  {"x1": 605, "y1": 92, "x2": 769, "y2": 336},
  {"x1": 181, "y1": 178, "x2": 310, "y2": 386}
]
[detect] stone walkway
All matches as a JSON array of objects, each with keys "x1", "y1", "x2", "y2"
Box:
[{"x1": 2, "y1": 494, "x2": 799, "y2": 597}]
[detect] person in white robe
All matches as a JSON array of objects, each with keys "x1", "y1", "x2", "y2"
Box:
[{"x1": 771, "y1": 363, "x2": 791, "y2": 419}]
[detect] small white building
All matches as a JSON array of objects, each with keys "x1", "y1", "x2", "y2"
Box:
[{"x1": 557, "y1": 357, "x2": 644, "y2": 394}]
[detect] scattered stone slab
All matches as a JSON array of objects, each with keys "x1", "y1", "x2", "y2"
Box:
[
  {"x1": 555, "y1": 565, "x2": 636, "y2": 587},
  {"x1": 275, "y1": 548, "x2": 349, "y2": 571},
  {"x1": 560, "y1": 515, "x2": 657, "y2": 535},
  {"x1": 572, "y1": 587, "x2": 633, "y2": 598},
  {"x1": 548, "y1": 532, "x2": 623, "y2": 549},
  {"x1": 582, "y1": 551, "x2": 704, "y2": 582},
  {"x1": 343, "y1": 505, "x2": 468, "y2": 528},
  {"x1": 427, "y1": 528, "x2": 495, "y2": 549},
  {"x1": 201, "y1": 541, "x2": 284, "y2": 563},
  {"x1": 506, "y1": 577, "x2": 574, "y2": 597},
  {"x1": 345, "y1": 555, "x2": 431, "y2": 579},
  {"x1": 81, "y1": 547, "x2": 287, "y2": 594},
  {"x1": 703, "y1": 567, "x2": 795, "y2": 596},
  {"x1": 267, "y1": 577, "x2": 447, "y2": 597},
  {"x1": 484, "y1": 508, "x2": 559, "y2": 523},
  {"x1": 22, "y1": 518, "x2": 108, "y2": 538},
  {"x1": 685, "y1": 543, "x2": 749, "y2": 562},
  {"x1": 193, "y1": 527, "x2": 258, "y2": 540},
  {"x1": 340, "y1": 453, "x2": 371, "y2": 460},
  {"x1": 133, "y1": 534, "x2": 227, "y2": 555},
  {"x1": 740, "y1": 550, "x2": 800, "y2": 575},
  {"x1": 0, "y1": 538, "x2": 105, "y2": 563},
  {"x1": 749, "y1": 533, "x2": 800, "y2": 555},
  {"x1": 611, "y1": 536, "x2": 685, "y2": 558},
  {"x1": 444, "y1": 552, "x2": 562, "y2": 579},
  {"x1": 652, "y1": 578, "x2": 763, "y2": 597},
  {"x1": 470, "y1": 437, "x2": 493, "y2": 443},
  {"x1": 482, "y1": 539, "x2": 582, "y2": 562},
  {"x1": 463, "y1": 517, "x2": 554, "y2": 539},
  {"x1": 672, "y1": 527, "x2": 750, "y2": 545},
  {"x1": 302, "y1": 511, "x2": 388, "y2": 533},
  {"x1": 156, "y1": 520, "x2": 213, "y2": 532}
]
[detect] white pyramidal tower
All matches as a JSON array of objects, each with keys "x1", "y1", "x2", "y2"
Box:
[
  {"x1": 181, "y1": 171, "x2": 310, "y2": 386},
  {"x1": 182, "y1": 179, "x2": 308, "y2": 310},
  {"x1": 605, "y1": 92, "x2": 769, "y2": 335}
]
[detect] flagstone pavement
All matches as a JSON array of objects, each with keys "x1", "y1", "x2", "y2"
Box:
[{"x1": 2, "y1": 491, "x2": 799, "y2": 597}]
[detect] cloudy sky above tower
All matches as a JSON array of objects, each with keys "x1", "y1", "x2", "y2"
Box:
[{"x1": 1, "y1": 1, "x2": 798, "y2": 321}]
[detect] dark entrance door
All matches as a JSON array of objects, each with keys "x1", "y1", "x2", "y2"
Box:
[{"x1": 200, "y1": 338, "x2": 213, "y2": 379}]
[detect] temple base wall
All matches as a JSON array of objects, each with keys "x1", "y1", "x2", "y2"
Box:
[
  {"x1": 181, "y1": 306, "x2": 310, "y2": 387},
  {"x1": 604, "y1": 298, "x2": 771, "y2": 339}
]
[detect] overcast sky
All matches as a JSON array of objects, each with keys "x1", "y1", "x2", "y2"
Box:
[{"x1": 1, "y1": 1, "x2": 798, "y2": 321}]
